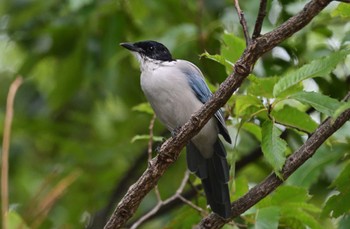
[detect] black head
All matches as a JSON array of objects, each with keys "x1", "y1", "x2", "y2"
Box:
[{"x1": 120, "y1": 40, "x2": 174, "y2": 61}]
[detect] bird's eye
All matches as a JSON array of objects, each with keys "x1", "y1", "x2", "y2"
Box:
[{"x1": 149, "y1": 46, "x2": 154, "y2": 51}]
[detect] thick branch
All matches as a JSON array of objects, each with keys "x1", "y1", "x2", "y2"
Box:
[
  {"x1": 104, "y1": 0, "x2": 333, "y2": 228},
  {"x1": 127, "y1": 147, "x2": 263, "y2": 227},
  {"x1": 198, "y1": 96, "x2": 350, "y2": 228}
]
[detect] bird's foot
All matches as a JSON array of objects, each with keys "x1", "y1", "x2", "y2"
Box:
[
  {"x1": 155, "y1": 145, "x2": 162, "y2": 153},
  {"x1": 171, "y1": 126, "x2": 182, "y2": 137},
  {"x1": 155, "y1": 136, "x2": 168, "y2": 153}
]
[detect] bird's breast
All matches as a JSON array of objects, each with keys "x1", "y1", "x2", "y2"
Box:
[
  {"x1": 140, "y1": 67, "x2": 202, "y2": 131},
  {"x1": 140, "y1": 63, "x2": 219, "y2": 158}
]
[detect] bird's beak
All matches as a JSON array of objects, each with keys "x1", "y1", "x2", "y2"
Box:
[{"x1": 120, "y1": 42, "x2": 141, "y2": 52}]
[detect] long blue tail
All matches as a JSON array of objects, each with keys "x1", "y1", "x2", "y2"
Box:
[{"x1": 187, "y1": 139, "x2": 231, "y2": 219}]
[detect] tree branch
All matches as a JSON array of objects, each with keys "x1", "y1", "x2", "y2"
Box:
[
  {"x1": 129, "y1": 170, "x2": 205, "y2": 229},
  {"x1": 127, "y1": 147, "x2": 263, "y2": 227},
  {"x1": 198, "y1": 92, "x2": 350, "y2": 228},
  {"x1": 104, "y1": 0, "x2": 334, "y2": 228},
  {"x1": 252, "y1": 0, "x2": 267, "y2": 39},
  {"x1": 233, "y1": 0, "x2": 251, "y2": 45},
  {"x1": 88, "y1": 129, "x2": 170, "y2": 229},
  {"x1": 2, "y1": 76, "x2": 23, "y2": 229},
  {"x1": 88, "y1": 150, "x2": 147, "y2": 229}
]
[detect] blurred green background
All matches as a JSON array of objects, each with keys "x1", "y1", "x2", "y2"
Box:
[{"x1": 1, "y1": 0, "x2": 350, "y2": 228}]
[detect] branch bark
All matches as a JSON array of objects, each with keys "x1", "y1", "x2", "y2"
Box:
[
  {"x1": 104, "y1": 0, "x2": 335, "y2": 228},
  {"x1": 127, "y1": 147, "x2": 263, "y2": 227},
  {"x1": 234, "y1": 0, "x2": 251, "y2": 45},
  {"x1": 198, "y1": 92, "x2": 350, "y2": 228},
  {"x1": 252, "y1": 0, "x2": 267, "y2": 39}
]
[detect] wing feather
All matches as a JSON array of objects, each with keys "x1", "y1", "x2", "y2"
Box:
[{"x1": 177, "y1": 60, "x2": 231, "y2": 143}]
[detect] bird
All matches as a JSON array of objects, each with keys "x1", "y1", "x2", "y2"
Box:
[{"x1": 120, "y1": 40, "x2": 232, "y2": 219}]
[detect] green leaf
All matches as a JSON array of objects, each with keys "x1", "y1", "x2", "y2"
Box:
[
  {"x1": 275, "y1": 187, "x2": 322, "y2": 229},
  {"x1": 248, "y1": 73, "x2": 303, "y2": 100},
  {"x1": 339, "y1": 214, "x2": 350, "y2": 229},
  {"x1": 200, "y1": 51, "x2": 233, "y2": 73},
  {"x1": 242, "y1": 122, "x2": 262, "y2": 142},
  {"x1": 331, "y1": 3, "x2": 350, "y2": 18},
  {"x1": 333, "y1": 101, "x2": 350, "y2": 120},
  {"x1": 285, "y1": 202, "x2": 321, "y2": 213},
  {"x1": 332, "y1": 163, "x2": 350, "y2": 191},
  {"x1": 255, "y1": 206, "x2": 280, "y2": 229},
  {"x1": 132, "y1": 102, "x2": 154, "y2": 115},
  {"x1": 131, "y1": 134, "x2": 163, "y2": 143},
  {"x1": 9, "y1": 211, "x2": 30, "y2": 229},
  {"x1": 221, "y1": 32, "x2": 246, "y2": 65},
  {"x1": 256, "y1": 186, "x2": 321, "y2": 229},
  {"x1": 282, "y1": 208, "x2": 323, "y2": 229},
  {"x1": 231, "y1": 176, "x2": 249, "y2": 201},
  {"x1": 272, "y1": 186, "x2": 310, "y2": 204},
  {"x1": 247, "y1": 75, "x2": 279, "y2": 98},
  {"x1": 289, "y1": 91, "x2": 342, "y2": 116},
  {"x1": 323, "y1": 193, "x2": 350, "y2": 218},
  {"x1": 323, "y1": 163, "x2": 350, "y2": 217},
  {"x1": 271, "y1": 105, "x2": 318, "y2": 133},
  {"x1": 273, "y1": 49, "x2": 350, "y2": 97},
  {"x1": 287, "y1": 144, "x2": 344, "y2": 188},
  {"x1": 200, "y1": 32, "x2": 245, "y2": 75},
  {"x1": 261, "y1": 120, "x2": 287, "y2": 173},
  {"x1": 235, "y1": 95, "x2": 263, "y2": 117},
  {"x1": 274, "y1": 82, "x2": 304, "y2": 99}
]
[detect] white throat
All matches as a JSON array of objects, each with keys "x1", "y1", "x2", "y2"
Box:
[{"x1": 131, "y1": 52, "x2": 175, "y2": 72}]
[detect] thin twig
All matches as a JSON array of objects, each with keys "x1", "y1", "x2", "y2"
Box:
[
  {"x1": 267, "y1": 106, "x2": 311, "y2": 135},
  {"x1": 147, "y1": 115, "x2": 156, "y2": 161},
  {"x1": 127, "y1": 147, "x2": 263, "y2": 226},
  {"x1": 147, "y1": 115, "x2": 162, "y2": 202},
  {"x1": 274, "y1": 120, "x2": 311, "y2": 135},
  {"x1": 30, "y1": 171, "x2": 80, "y2": 229},
  {"x1": 130, "y1": 203, "x2": 162, "y2": 229},
  {"x1": 252, "y1": 0, "x2": 267, "y2": 39},
  {"x1": 130, "y1": 170, "x2": 204, "y2": 229},
  {"x1": 342, "y1": 91, "x2": 350, "y2": 101},
  {"x1": 176, "y1": 170, "x2": 191, "y2": 194},
  {"x1": 178, "y1": 195, "x2": 206, "y2": 214},
  {"x1": 175, "y1": 171, "x2": 206, "y2": 215},
  {"x1": 234, "y1": 0, "x2": 251, "y2": 45},
  {"x1": 1, "y1": 76, "x2": 23, "y2": 229}
]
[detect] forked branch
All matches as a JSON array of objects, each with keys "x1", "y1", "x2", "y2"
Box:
[{"x1": 104, "y1": 0, "x2": 337, "y2": 228}]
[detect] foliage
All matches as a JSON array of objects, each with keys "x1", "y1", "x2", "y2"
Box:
[{"x1": 1, "y1": 0, "x2": 350, "y2": 229}]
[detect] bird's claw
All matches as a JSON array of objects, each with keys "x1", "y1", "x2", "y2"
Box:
[
  {"x1": 171, "y1": 126, "x2": 182, "y2": 137},
  {"x1": 155, "y1": 145, "x2": 162, "y2": 153}
]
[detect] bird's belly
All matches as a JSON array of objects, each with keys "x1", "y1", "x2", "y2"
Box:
[
  {"x1": 147, "y1": 90, "x2": 218, "y2": 157},
  {"x1": 141, "y1": 69, "x2": 218, "y2": 157},
  {"x1": 142, "y1": 70, "x2": 203, "y2": 126},
  {"x1": 145, "y1": 84, "x2": 199, "y2": 130}
]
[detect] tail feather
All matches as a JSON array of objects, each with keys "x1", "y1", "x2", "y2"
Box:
[
  {"x1": 212, "y1": 140, "x2": 230, "y2": 183},
  {"x1": 186, "y1": 140, "x2": 231, "y2": 219},
  {"x1": 186, "y1": 142, "x2": 208, "y2": 179}
]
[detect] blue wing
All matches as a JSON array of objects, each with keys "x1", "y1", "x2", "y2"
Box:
[{"x1": 179, "y1": 61, "x2": 231, "y2": 144}]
